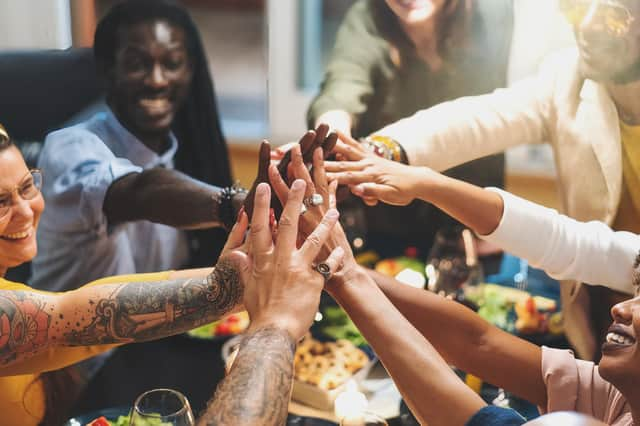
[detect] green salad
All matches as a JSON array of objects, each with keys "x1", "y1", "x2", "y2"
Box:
[
  {"x1": 319, "y1": 306, "x2": 367, "y2": 347},
  {"x1": 88, "y1": 414, "x2": 171, "y2": 426}
]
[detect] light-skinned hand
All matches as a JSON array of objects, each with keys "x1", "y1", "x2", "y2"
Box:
[
  {"x1": 268, "y1": 146, "x2": 360, "y2": 294},
  {"x1": 325, "y1": 132, "x2": 435, "y2": 206},
  {"x1": 232, "y1": 181, "x2": 345, "y2": 341}
]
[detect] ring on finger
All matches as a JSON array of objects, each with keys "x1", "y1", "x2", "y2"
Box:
[
  {"x1": 313, "y1": 262, "x2": 332, "y2": 281},
  {"x1": 303, "y1": 193, "x2": 324, "y2": 208},
  {"x1": 300, "y1": 204, "x2": 308, "y2": 215}
]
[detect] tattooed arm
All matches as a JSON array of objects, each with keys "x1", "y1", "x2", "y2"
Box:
[
  {"x1": 196, "y1": 181, "x2": 344, "y2": 426},
  {"x1": 198, "y1": 326, "x2": 295, "y2": 426},
  {"x1": 0, "y1": 259, "x2": 243, "y2": 368}
]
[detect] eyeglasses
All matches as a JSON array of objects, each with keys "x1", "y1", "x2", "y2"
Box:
[
  {"x1": 560, "y1": 0, "x2": 635, "y2": 37},
  {"x1": 0, "y1": 169, "x2": 43, "y2": 219}
]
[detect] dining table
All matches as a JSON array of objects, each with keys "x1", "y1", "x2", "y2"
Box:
[{"x1": 69, "y1": 252, "x2": 566, "y2": 425}]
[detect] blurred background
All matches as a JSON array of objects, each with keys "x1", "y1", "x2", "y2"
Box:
[{"x1": 0, "y1": 0, "x2": 575, "y2": 207}]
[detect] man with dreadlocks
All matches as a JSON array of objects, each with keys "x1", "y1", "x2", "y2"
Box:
[{"x1": 33, "y1": 0, "x2": 244, "y2": 293}]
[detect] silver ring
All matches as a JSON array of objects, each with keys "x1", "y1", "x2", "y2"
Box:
[
  {"x1": 300, "y1": 204, "x2": 308, "y2": 215},
  {"x1": 314, "y1": 262, "x2": 332, "y2": 281},
  {"x1": 303, "y1": 193, "x2": 324, "y2": 208}
]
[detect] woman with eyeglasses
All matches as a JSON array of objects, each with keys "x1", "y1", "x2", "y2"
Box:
[{"x1": 0, "y1": 124, "x2": 249, "y2": 425}]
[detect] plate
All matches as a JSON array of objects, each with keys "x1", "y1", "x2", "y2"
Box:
[{"x1": 66, "y1": 407, "x2": 337, "y2": 426}]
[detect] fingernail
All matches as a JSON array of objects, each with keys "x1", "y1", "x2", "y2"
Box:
[
  {"x1": 237, "y1": 206, "x2": 245, "y2": 222},
  {"x1": 327, "y1": 209, "x2": 339, "y2": 219},
  {"x1": 351, "y1": 185, "x2": 363, "y2": 195},
  {"x1": 292, "y1": 179, "x2": 305, "y2": 190},
  {"x1": 257, "y1": 183, "x2": 268, "y2": 195}
]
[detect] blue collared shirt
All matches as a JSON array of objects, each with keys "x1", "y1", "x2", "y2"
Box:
[{"x1": 32, "y1": 109, "x2": 189, "y2": 292}]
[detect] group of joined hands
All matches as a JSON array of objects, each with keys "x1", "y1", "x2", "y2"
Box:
[{"x1": 223, "y1": 123, "x2": 362, "y2": 344}]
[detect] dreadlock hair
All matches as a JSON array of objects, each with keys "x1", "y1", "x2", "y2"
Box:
[{"x1": 94, "y1": 0, "x2": 232, "y2": 265}]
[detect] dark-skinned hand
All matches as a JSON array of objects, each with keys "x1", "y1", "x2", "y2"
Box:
[{"x1": 242, "y1": 124, "x2": 338, "y2": 219}]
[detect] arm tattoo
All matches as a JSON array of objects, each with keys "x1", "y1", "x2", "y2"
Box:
[
  {"x1": 199, "y1": 326, "x2": 296, "y2": 426},
  {"x1": 64, "y1": 258, "x2": 243, "y2": 345},
  {"x1": 0, "y1": 260, "x2": 242, "y2": 366},
  {"x1": 0, "y1": 291, "x2": 51, "y2": 366}
]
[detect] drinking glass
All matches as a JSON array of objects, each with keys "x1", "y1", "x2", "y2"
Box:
[
  {"x1": 425, "y1": 227, "x2": 483, "y2": 297},
  {"x1": 339, "y1": 412, "x2": 389, "y2": 426},
  {"x1": 130, "y1": 388, "x2": 195, "y2": 426}
]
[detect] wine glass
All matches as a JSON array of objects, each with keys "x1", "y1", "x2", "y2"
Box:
[
  {"x1": 130, "y1": 388, "x2": 195, "y2": 426},
  {"x1": 425, "y1": 227, "x2": 483, "y2": 298}
]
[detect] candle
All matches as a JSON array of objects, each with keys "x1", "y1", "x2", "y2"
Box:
[{"x1": 334, "y1": 380, "x2": 368, "y2": 425}]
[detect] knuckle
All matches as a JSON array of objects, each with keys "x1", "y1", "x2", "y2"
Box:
[
  {"x1": 250, "y1": 222, "x2": 266, "y2": 235},
  {"x1": 278, "y1": 215, "x2": 295, "y2": 228},
  {"x1": 305, "y1": 234, "x2": 322, "y2": 247}
]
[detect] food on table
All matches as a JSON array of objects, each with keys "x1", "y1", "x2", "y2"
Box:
[
  {"x1": 294, "y1": 335, "x2": 369, "y2": 390},
  {"x1": 187, "y1": 311, "x2": 250, "y2": 339},
  {"x1": 481, "y1": 284, "x2": 556, "y2": 310},
  {"x1": 514, "y1": 297, "x2": 544, "y2": 334},
  {"x1": 374, "y1": 249, "x2": 427, "y2": 289},
  {"x1": 87, "y1": 416, "x2": 110, "y2": 426},
  {"x1": 86, "y1": 414, "x2": 171, "y2": 426},
  {"x1": 472, "y1": 285, "x2": 511, "y2": 330},
  {"x1": 464, "y1": 283, "x2": 561, "y2": 335},
  {"x1": 547, "y1": 312, "x2": 564, "y2": 335},
  {"x1": 354, "y1": 250, "x2": 380, "y2": 267},
  {"x1": 374, "y1": 254, "x2": 426, "y2": 279},
  {"x1": 319, "y1": 306, "x2": 367, "y2": 347}
]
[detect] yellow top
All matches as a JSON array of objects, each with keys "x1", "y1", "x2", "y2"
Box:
[
  {"x1": 613, "y1": 121, "x2": 640, "y2": 234},
  {"x1": 0, "y1": 270, "x2": 172, "y2": 426}
]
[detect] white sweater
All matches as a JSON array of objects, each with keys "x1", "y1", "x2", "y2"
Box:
[{"x1": 481, "y1": 188, "x2": 639, "y2": 295}]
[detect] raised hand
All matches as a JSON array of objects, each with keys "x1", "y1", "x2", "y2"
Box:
[
  {"x1": 269, "y1": 145, "x2": 359, "y2": 291},
  {"x1": 234, "y1": 181, "x2": 344, "y2": 341},
  {"x1": 271, "y1": 123, "x2": 338, "y2": 165},
  {"x1": 242, "y1": 140, "x2": 271, "y2": 218},
  {"x1": 325, "y1": 133, "x2": 435, "y2": 206}
]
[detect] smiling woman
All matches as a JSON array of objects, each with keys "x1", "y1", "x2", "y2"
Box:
[
  {"x1": 0, "y1": 129, "x2": 44, "y2": 278},
  {"x1": 0, "y1": 122, "x2": 252, "y2": 426}
]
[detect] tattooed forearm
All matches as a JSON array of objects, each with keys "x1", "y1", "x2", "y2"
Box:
[
  {"x1": 0, "y1": 291, "x2": 51, "y2": 366},
  {"x1": 62, "y1": 258, "x2": 243, "y2": 346},
  {"x1": 199, "y1": 326, "x2": 296, "y2": 426},
  {"x1": 0, "y1": 259, "x2": 243, "y2": 367}
]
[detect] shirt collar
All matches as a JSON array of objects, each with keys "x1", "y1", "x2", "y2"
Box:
[{"x1": 103, "y1": 107, "x2": 178, "y2": 169}]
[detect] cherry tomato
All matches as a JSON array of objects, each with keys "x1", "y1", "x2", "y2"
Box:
[
  {"x1": 216, "y1": 323, "x2": 232, "y2": 335},
  {"x1": 88, "y1": 416, "x2": 111, "y2": 426}
]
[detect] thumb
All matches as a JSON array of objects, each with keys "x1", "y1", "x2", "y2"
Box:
[{"x1": 221, "y1": 209, "x2": 249, "y2": 253}]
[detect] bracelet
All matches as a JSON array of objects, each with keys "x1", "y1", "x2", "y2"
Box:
[
  {"x1": 216, "y1": 183, "x2": 247, "y2": 230},
  {"x1": 361, "y1": 135, "x2": 408, "y2": 164}
]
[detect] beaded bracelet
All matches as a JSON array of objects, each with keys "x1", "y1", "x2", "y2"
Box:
[
  {"x1": 216, "y1": 184, "x2": 247, "y2": 230},
  {"x1": 361, "y1": 135, "x2": 408, "y2": 164}
]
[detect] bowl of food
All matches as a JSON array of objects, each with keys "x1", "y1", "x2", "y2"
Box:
[
  {"x1": 222, "y1": 334, "x2": 376, "y2": 411},
  {"x1": 185, "y1": 311, "x2": 250, "y2": 340}
]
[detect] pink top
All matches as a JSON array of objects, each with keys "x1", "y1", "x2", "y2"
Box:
[{"x1": 540, "y1": 346, "x2": 633, "y2": 425}]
